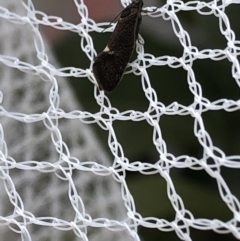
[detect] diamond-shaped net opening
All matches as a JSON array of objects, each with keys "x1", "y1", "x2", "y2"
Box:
[{"x1": 0, "y1": 0, "x2": 240, "y2": 241}]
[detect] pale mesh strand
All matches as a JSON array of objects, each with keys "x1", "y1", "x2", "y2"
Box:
[
  {"x1": 0, "y1": 0, "x2": 239, "y2": 241},
  {"x1": 0, "y1": 1, "x2": 133, "y2": 241}
]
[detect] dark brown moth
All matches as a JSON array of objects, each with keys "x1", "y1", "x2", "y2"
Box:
[{"x1": 93, "y1": 0, "x2": 143, "y2": 92}]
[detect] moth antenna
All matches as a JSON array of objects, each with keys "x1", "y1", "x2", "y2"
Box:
[{"x1": 100, "y1": 10, "x2": 123, "y2": 33}]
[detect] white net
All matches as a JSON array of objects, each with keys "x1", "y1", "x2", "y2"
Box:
[{"x1": 0, "y1": 0, "x2": 240, "y2": 241}]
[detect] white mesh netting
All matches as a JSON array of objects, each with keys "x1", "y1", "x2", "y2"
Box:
[{"x1": 0, "y1": 0, "x2": 240, "y2": 241}]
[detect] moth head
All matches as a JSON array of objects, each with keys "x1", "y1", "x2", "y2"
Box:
[{"x1": 120, "y1": 0, "x2": 143, "y2": 19}]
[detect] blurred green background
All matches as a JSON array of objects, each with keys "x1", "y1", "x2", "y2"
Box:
[{"x1": 51, "y1": 1, "x2": 240, "y2": 240}]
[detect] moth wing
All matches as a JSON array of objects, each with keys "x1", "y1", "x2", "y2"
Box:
[{"x1": 93, "y1": 50, "x2": 127, "y2": 92}]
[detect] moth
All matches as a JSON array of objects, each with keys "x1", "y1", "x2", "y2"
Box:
[{"x1": 93, "y1": 0, "x2": 143, "y2": 92}]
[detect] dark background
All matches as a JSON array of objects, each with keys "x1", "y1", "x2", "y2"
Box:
[{"x1": 47, "y1": 1, "x2": 240, "y2": 240}]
